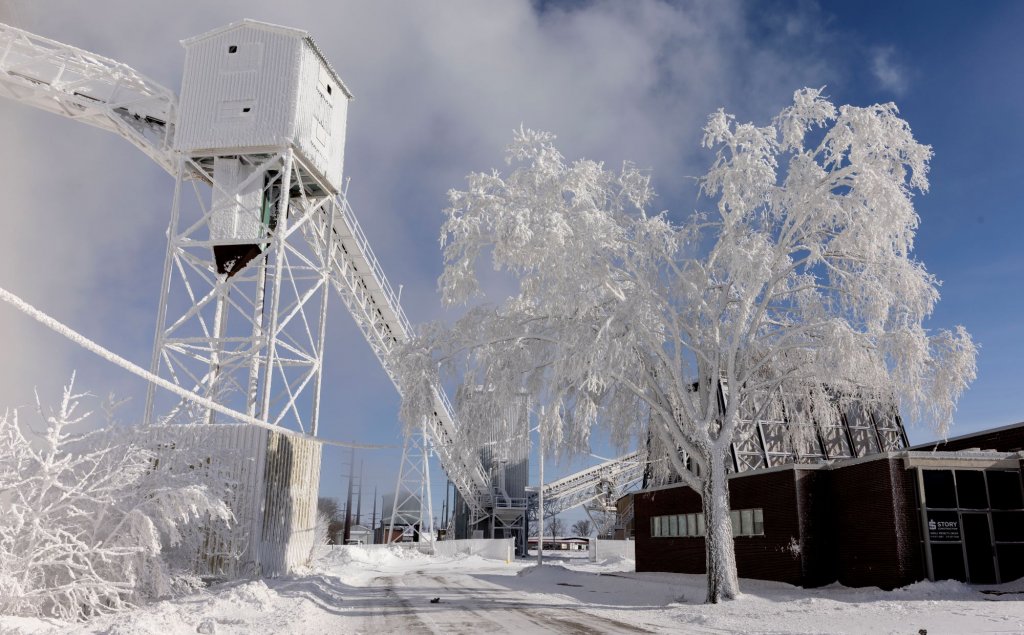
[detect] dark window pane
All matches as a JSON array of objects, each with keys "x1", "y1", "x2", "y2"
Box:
[
  {"x1": 931, "y1": 543, "x2": 967, "y2": 582},
  {"x1": 997, "y1": 544, "x2": 1024, "y2": 583},
  {"x1": 993, "y1": 512, "x2": 1024, "y2": 542},
  {"x1": 923, "y1": 470, "x2": 958, "y2": 509},
  {"x1": 962, "y1": 513, "x2": 997, "y2": 584},
  {"x1": 988, "y1": 471, "x2": 1024, "y2": 510},
  {"x1": 955, "y1": 471, "x2": 988, "y2": 509}
]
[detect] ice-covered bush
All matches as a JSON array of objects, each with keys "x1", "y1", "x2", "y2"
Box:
[
  {"x1": 0, "y1": 377, "x2": 230, "y2": 619},
  {"x1": 305, "y1": 511, "x2": 333, "y2": 567}
]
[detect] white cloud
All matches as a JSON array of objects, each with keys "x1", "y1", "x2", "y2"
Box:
[
  {"x1": 871, "y1": 46, "x2": 908, "y2": 95},
  {"x1": 0, "y1": 0, "x2": 838, "y2": 492}
]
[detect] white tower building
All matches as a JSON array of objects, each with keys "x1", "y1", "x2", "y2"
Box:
[
  {"x1": 140, "y1": 22, "x2": 353, "y2": 575},
  {"x1": 145, "y1": 20, "x2": 352, "y2": 435}
]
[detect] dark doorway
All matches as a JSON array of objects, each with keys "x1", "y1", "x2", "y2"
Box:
[{"x1": 962, "y1": 513, "x2": 997, "y2": 584}]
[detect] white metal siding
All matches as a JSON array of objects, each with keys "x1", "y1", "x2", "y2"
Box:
[
  {"x1": 292, "y1": 41, "x2": 347, "y2": 192},
  {"x1": 210, "y1": 157, "x2": 264, "y2": 242},
  {"x1": 142, "y1": 423, "x2": 321, "y2": 578},
  {"x1": 176, "y1": 26, "x2": 301, "y2": 153}
]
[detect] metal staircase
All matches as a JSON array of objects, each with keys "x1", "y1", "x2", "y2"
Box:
[{"x1": 319, "y1": 192, "x2": 493, "y2": 518}]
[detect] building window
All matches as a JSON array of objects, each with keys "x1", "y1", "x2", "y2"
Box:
[
  {"x1": 651, "y1": 513, "x2": 706, "y2": 537},
  {"x1": 650, "y1": 509, "x2": 763, "y2": 538},
  {"x1": 730, "y1": 508, "x2": 765, "y2": 537}
]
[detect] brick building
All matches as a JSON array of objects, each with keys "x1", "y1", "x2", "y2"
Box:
[{"x1": 632, "y1": 422, "x2": 1024, "y2": 588}]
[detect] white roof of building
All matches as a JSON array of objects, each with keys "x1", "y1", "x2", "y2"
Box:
[{"x1": 181, "y1": 19, "x2": 353, "y2": 99}]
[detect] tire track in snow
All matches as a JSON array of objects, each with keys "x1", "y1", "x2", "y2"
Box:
[{"x1": 426, "y1": 572, "x2": 653, "y2": 634}]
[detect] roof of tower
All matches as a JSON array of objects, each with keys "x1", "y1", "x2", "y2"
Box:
[{"x1": 181, "y1": 19, "x2": 353, "y2": 99}]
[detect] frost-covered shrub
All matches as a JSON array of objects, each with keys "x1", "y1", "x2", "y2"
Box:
[
  {"x1": 305, "y1": 511, "x2": 332, "y2": 567},
  {"x1": 0, "y1": 377, "x2": 230, "y2": 619}
]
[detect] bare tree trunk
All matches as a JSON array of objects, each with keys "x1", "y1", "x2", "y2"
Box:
[{"x1": 702, "y1": 456, "x2": 739, "y2": 603}]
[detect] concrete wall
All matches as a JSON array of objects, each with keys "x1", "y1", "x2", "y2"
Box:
[
  {"x1": 588, "y1": 539, "x2": 635, "y2": 562},
  {"x1": 330, "y1": 538, "x2": 514, "y2": 561},
  {"x1": 433, "y1": 538, "x2": 514, "y2": 562}
]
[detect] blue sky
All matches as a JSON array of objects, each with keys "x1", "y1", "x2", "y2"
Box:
[{"x1": 0, "y1": 0, "x2": 1019, "y2": 522}]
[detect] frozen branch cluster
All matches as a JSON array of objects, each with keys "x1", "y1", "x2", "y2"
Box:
[
  {"x1": 0, "y1": 377, "x2": 230, "y2": 620},
  {"x1": 394, "y1": 90, "x2": 976, "y2": 603}
]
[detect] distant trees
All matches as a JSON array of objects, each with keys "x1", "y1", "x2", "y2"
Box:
[
  {"x1": 546, "y1": 515, "x2": 564, "y2": 538},
  {"x1": 571, "y1": 519, "x2": 592, "y2": 537},
  {"x1": 0, "y1": 377, "x2": 229, "y2": 619},
  {"x1": 396, "y1": 90, "x2": 975, "y2": 603},
  {"x1": 317, "y1": 497, "x2": 344, "y2": 544}
]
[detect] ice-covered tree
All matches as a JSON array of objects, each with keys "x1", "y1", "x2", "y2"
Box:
[
  {"x1": 396, "y1": 90, "x2": 975, "y2": 603},
  {"x1": 0, "y1": 377, "x2": 230, "y2": 619}
]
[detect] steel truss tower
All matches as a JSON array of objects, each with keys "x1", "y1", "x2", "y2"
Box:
[
  {"x1": 144, "y1": 149, "x2": 336, "y2": 434},
  {"x1": 387, "y1": 419, "x2": 434, "y2": 543},
  {"x1": 0, "y1": 19, "x2": 648, "y2": 537}
]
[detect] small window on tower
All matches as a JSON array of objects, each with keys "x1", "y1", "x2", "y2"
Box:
[
  {"x1": 228, "y1": 45, "x2": 238, "y2": 54},
  {"x1": 242, "y1": 107, "x2": 251, "y2": 113},
  {"x1": 326, "y1": 84, "x2": 332, "y2": 95}
]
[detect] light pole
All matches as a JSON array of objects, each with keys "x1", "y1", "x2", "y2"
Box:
[{"x1": 537, "y1": 406, "x2": 544, "y2": 566}]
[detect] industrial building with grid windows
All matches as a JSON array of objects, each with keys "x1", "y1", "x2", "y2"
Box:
[{"x1": 627, "y1": 410, "x2": 1024, "y2": 589}]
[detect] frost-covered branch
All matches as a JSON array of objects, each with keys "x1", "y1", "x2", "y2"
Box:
[
  {"x1": 0, "y1": 377, "x2": 231, "y2": 620},
  {"x1": 395, "y1": 90, "x2": 975, "y2": 605}
]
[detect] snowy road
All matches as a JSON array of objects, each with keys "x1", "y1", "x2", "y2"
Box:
[
  {"x1": 4, "y1": 546, "x2": 1023, "y2": 634},
  {"x1": 359, "y1": 569, "x2": 654, "y2": 634}
]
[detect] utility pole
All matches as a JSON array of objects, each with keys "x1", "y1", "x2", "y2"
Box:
[
  {"x1": 537, "y1": 406, "x2": 545, "y2": 566},
  {"x1": 355, "y1": 460, "x2": 363, "y2": 527},
  {"x1": 371, "y1": 486, "x2": 378, "y2": 544},
  {"x1": 442, "y1": 478, "x2": 450, "y2": 535},
  {"x1": 343, "y1": 446, "x2": 355, "y2": 544}
]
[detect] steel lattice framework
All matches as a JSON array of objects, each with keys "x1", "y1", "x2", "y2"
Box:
[
  {"x1": 0, "y1": 20, "x2": 646, "y2": 526},
  {"x1": 0, "y1": 23, "x2": 176, "y2": 174},
  {"x1": 531, "y1": 451, "x2": 646, "y2": 519}
]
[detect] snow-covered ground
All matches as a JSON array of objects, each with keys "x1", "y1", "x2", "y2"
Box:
[{"x1": 3, "y1": 547, "x2": 1022, "y2": 634}]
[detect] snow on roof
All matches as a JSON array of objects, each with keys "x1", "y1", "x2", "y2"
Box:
[
  {"x1": 635, "y1": 449, "x2": 1024, "y2": 496},
  {"x1": 909, "y1": 420, "x2": 1024, "y2": 450},
  {"x1": 181, "y1": 19, "x2": 353, "y2": 100}
]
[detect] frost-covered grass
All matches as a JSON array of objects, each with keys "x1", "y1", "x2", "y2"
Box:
[{"x1": 5, "y1": 547, "x2": 1020, "y2": 634}]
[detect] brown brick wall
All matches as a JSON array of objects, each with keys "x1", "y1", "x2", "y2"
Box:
[
  {"x1": 825, "y1": 458, "x2": 923, "y2": 589},
  {"x1": 634, "y1": 458, "x2": 928, "y2": 589},
  {"x1": 635, "y1": 470, "x2": 808, "y2": 585},
  {"x1": 795, "y1": 468, "x2": 835, "y2": 586},
  {"x1": 731, "y1": 470, "x2": 805, "y2": 585},
  {"x1": 634, "y1": 484, "x2": 705, "y2": 575}
]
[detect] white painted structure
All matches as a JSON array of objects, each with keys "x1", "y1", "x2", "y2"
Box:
[
  {"x1": 0, "y1": 19, "x2": 649, "y2": 578},
  {"x1": 176, "y1": 20, "x2": 350, "y2": 195},
  {"x1": 140, "y1": 423, "x2": 322, "y2": 577},
  {"x1": 432, "y1": 538, "x2": 514, "y2": 562},
  {"x1": 588, "y1": 538, "x2": 635, "y2": 563}
]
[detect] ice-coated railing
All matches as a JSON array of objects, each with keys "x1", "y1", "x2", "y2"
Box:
[
  {"x1": 329, "y1": 190, "x2": 492, "y2": 515},
  {"x1": 334, "y1": 192, "x2": 414, "y2": 341},
  {"x1": 0, "y1": 21, "x2": 178, "y2": 175}
]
